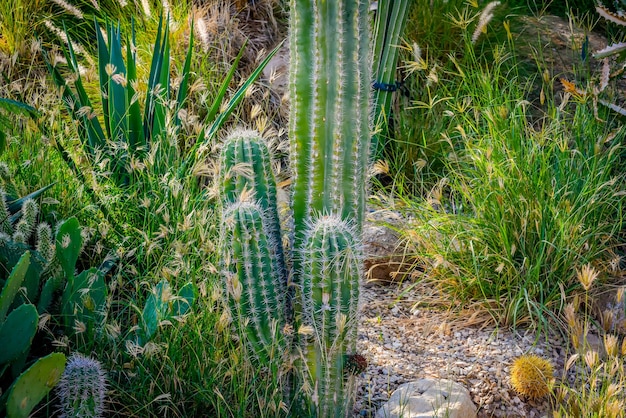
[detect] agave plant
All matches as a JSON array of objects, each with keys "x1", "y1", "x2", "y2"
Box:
[{"x1": 44, "y1": 14, "x2": 280, "y2": 187}]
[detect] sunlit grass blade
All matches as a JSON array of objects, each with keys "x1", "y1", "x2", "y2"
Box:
[
  {"x1": 6, "y1": 183, "x2": 55, "y2": 217},
  {"x1": 205, "y1": 41, "x2": 247, "y2": 125}
]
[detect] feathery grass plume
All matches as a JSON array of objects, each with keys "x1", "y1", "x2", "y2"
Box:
[
  {"x1": 471, "y1": 1, "x2": 500, "y2": 44},
  {"x1": 577, "y1": 264, "x2": 599, "y2": 291},
  {"x1": 57, "y1": 353, "x2": 107, "y2": 418},
  {"x1": 140, "y1": 0, "x2": 151, "y2": 17},
  {"x1": 50, "y1": 0, "x2": 85, "y2": 19},
  {"x1": 510, "y1": 354, "x2": 554, "y2": 400}
]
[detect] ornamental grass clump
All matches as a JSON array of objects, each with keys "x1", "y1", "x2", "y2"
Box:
[
  {"x1": 510, "y1": 354, "x2": 554, "y2": 400},
  {"x1": 552, "y1": 265, "x2": 626, "y2": 418}
]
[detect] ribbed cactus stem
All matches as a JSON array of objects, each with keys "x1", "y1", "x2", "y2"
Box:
[
  {"x1": 221, "y1": 199, "x2": 286, "y2": 364},
  {"x1": 36, "y1": 223, "x2": 55, "y2": 263},
  {"x1": 302, "y1": 215, "x2": 361, "y2": 417},
  {"x1": 57, "y1": 353, "x2": 107, "y2": 418},
  {"x1": 0, "y1": 188, "x2": 12, "y2": 235},
  {"x1": 15, "y1": 199, "x2": 38, "y2": 241},
  {"x1": 220, "y1": 129, "x2": 287, "y2": 293},
  {"x1": 289, "y1": 0, "x2": 371, "y2": 245}
]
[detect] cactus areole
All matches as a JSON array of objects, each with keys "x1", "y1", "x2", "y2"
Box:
[{"x1": 219, "y1": 0, "x2": 371, "y2": 416}]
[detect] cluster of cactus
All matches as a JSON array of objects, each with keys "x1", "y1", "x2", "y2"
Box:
[
  {"x1": 219, "y1": 1, "x2": 371, "y2": 415},
  {"x1": 0, "y1": 179, "x2": 109, "y2": 339},
  {"x1": 56, "y1": 353, "x2": 107, "y2": 418}
]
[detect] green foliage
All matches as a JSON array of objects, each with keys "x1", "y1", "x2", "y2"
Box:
[
  {"x1": 138, "y1": 280, "x2": 196, "y2": 346},
  {"x1": 402, "y1": 59, "x2": 624, "y2": 329},
  {"x1": 44, "y1": 15, "x2": 194, "y2": 186},
  {"x1": 5, "y1": 352, "x2": 66, "y2": 418},
  {"x1": 371, "y1": 0, "x2": 411, "y2": 159},
  {"x1": 0, "y1": 304, "x2": 38, "y2": 365}
]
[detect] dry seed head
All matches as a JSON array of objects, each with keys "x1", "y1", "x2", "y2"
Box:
[
  {"x1": 51, "y1": 0, "x2": 84, "y2": 19},
  {"x1": 577, "y1": 264, "x2": 599, "y2": 291},
  {"x1": 602, "y1": 309, "x2": 615, "y2": 333},
  {"x1": 604, "y1": 334, "x2": 619, "y2": 357},
  {"x1": 584, "y1": 350, "x2": 599, "y2": 369},
  {"x1": 510, "y1": 354, "x2": 554, "y2": 400}
]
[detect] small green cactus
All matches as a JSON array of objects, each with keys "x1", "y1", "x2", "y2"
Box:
[
  {"x1": 301, "y1": 216, "x2": 361, "y2": 416},
  {"x1": 0, "y1": 188, "x2": 11, "y2": 235},
  {"x1": 36, "y1": 223, "x2": 55, "y2": 264},
  {"x1": 57, "y1": 353, "x2": 107, "y2": 418}
]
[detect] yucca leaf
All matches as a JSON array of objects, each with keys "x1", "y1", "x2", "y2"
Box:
[
  {"x1": 152, "y1": 19, "x2": 170, "y2": 145},
  {"x1": 63, "y1": 23, "x2": 106, "y2": 154},
  {"x1": 174, "y1": 19, "x2": 194, "y2": 129},
  {"x1": 143, "y1": 14, "x2": 165, "y2": 143},
  {"x1": 180, "y1": 41, "x2": 283, "y2": 178},
  {"x1": 0, "y1": 98, "x2": 38, "y2": 119},
  {"x1": 42, "y1": 48, "x2": 93, "y2": 154},
  {"x1": 108, "y1": 22, "x2": 129, "y2": 146},
  {"x1": 96, "y1": 19, "x2": 111, "y2": 140},
  {"x1": 126, "y1": 20, "x2": 144, "y2": 153},
  {"x1": 204, "y1": 40, "x2": 284, "y2": 142},
  {"x1": 6, "y1": 183, "x2": 55, "y2": 215}
]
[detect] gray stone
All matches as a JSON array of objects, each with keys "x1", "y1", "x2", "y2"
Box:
[
  {"x1": 362, "y1": 211, "x2": 413, "y2": 285},
  {"x1": 375, "y1": 379, "x2": 477, "y2": 418}
]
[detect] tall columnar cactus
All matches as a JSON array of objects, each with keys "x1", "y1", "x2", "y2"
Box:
[{"x1": 219, "y1": 0, "x2": 371, "y2": 416}]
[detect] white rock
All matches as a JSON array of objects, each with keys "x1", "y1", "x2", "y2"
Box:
[{"x1": 375, "y1": 379, "x2": 477, "y2": 418}]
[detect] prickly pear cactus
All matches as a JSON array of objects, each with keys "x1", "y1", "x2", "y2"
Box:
[{"x1": 6, "y1": 352, "x2": 66, "y2": 418}]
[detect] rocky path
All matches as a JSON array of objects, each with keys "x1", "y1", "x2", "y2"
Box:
[{"x1": 354, "y1": 282, "x2": 569, "y2": 417}]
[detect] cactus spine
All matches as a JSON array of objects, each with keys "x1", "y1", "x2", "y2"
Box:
[
  {"x1": 57, "y1": 353, "x2": 107, "y2": 418},
  {"x1": 219, "y1": 1, "x2": 370, "y2": 415}
]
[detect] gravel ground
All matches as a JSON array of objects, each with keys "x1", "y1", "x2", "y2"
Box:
[{"x1": 354, "y1": 282, "x2": 569, "y2": 417}]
